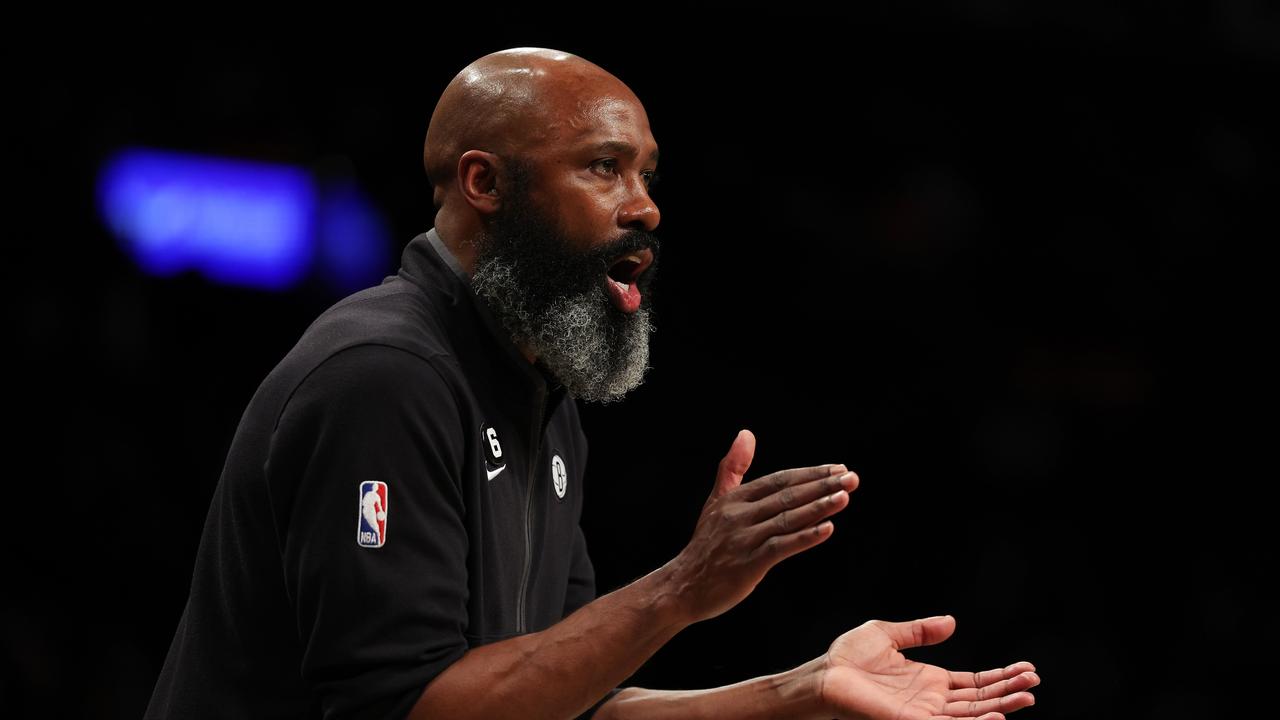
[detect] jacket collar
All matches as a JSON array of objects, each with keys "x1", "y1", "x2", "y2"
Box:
[{"x1": 396, "y1": 226, "x2": 568, "y2": 426}]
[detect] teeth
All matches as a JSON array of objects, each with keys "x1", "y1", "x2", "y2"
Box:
[{"x1": 609, "y1": 277, "x2": 629, "y2": 290}]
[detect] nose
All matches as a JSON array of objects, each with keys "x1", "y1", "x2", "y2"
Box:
[{"x1": 618, "y1": 178, "x2": 660, "y2": 233}]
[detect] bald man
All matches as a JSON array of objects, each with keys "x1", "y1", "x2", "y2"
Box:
[{"x1": 146, "y1": 48, "x2": 1039, "y2": 720}]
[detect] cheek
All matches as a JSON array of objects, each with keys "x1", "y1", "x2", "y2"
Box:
[
  {"x1": 564, "y1": 204, "x2": 614, "y2": 246},
  {"x1": 552, "y1": 177, "x2": 618, "y2": 242}
]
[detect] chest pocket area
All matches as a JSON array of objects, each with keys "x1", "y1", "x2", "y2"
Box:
[{"x1": 472, "y1": 419, "x2": 528, "y2": 636}]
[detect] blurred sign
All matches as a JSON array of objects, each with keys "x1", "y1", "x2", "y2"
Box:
[{"x1": 96, "y1": 147, "x2": 388, "y2": 293}]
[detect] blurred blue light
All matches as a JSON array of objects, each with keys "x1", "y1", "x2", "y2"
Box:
[
  {"x1": 96, "y1": 148, "x2": 390, "y2": 294},
  {"x1": 316, "y1": 182, "x2": 392, "y2": 294}
]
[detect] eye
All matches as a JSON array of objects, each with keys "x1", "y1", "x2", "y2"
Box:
[
  {"x1": 591, "y1": 158, "x2": 619, "y2": 176},
  {"x1": 591, "y1": 159, "x2": 659, "y2": 190}
]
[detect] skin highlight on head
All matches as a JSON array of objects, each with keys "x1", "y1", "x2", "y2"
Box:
[{"x1": 422, "y1": 47, "x2": 663, "y2": 404}]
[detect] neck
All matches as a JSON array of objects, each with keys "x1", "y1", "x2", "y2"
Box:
[{"x1": 433, "y1": 205, "x2": 480, "y2": 276}]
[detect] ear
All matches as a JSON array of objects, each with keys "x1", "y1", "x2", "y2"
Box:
[{"x1": 457, "y1": 149, "x2": 502, "y2": 214}]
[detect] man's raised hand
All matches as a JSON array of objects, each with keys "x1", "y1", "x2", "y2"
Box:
[{"x1": 664, "y1": 429, "x2": 859, "y2": 623}]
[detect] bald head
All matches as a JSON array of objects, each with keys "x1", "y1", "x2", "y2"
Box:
[
  {"x1": 423, "y1": 47, "x2": 641, "y2": 209},
  {"x1": 419, "y1": 48, "x2": 663, "y2": 401}
]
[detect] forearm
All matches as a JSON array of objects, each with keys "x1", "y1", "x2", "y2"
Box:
[
  {"x1": 593, "y1": 657, "x2": 828, "y2": 720},
  {"x1": 408, "y1": 563, "x2": 691, "y2": 720},
  {"x1": 408, "y1": 452, "x2": 855, "y2": 719}
]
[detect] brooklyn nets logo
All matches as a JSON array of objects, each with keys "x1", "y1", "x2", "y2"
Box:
[{"x1": 551, "y1": 454, "x2": 567, "y2": 501}]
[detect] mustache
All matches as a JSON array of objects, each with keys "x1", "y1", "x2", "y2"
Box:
[{"x1": 588, "y1": 229, "x2": 662, "y2": 269}]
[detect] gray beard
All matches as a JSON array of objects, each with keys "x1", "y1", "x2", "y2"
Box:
[{"x1": 471, "y1": 252, "x2": 656, "y2": 405}]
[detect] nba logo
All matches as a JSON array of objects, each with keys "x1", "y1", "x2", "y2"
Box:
[{"x1": 357, "y1": 481, "x2": 389, "y2": 548}]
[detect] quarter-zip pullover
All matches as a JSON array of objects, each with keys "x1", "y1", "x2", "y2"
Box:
[{"x1": 146, "y1": 227, "x2": 606, "y2": 719}]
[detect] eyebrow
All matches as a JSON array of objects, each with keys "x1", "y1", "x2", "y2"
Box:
[{"x1": 589, "y1": 140, "x2": 660, "y2": 165}]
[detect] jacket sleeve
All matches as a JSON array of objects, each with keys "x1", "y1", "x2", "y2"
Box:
[{"x1": 266, "y1": 344, "x2": 470, "y2": 720}]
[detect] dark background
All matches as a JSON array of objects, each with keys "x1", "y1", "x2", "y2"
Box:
[{"x1": 8, "y1": 6, "x2": 1275, "y2": 719}]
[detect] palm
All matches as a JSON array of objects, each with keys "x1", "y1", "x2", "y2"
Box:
[{"x1": 820, "y1": 617, "x2": 1039, "y2": 720}]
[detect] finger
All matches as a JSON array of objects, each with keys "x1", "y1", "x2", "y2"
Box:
[
  {"x1": 747, "y1": 484, "x2": 850, "y2": 545},
  {"x1": 869, "y1": 615, "x2": 956, "y2": 650},
  {"x1": 710, "y1": 429, "x2": 756, "y2": 501},
  {"x1": 941, "y1": 690, "x2": 1036, "y2": 718},
  {"x1": 947, "y1": 671, "x2": 1039, "y2": 702},
  {"x1": 748, "y1": 517, "x2": 835, "y2": 565},
  {"x1": 747, "y1": 470, "x2": 858, "y2": 525},
  {"x1": 737, "y1": 462, "x2": 848, "y2": 503},
  {"x1": 948, "y1": 662, "x2": 1037, "y2": 690}
]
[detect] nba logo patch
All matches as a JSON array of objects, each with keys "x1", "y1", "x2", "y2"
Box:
[{"x1": 357, "y1": 481, "x2": 389, "y2": 548}]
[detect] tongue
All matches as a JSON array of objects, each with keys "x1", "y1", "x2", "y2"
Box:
[{"x1": 605, "y1": 275, "x2": 641, "y2": 313}]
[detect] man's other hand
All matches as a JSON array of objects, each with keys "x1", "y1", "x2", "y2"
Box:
[
  {"x1": 817, "y1": 615, "x2": 1040, "y2": 720},
  {"x1": 665, "y1": 429, "x2": 859, "y2": 623}
]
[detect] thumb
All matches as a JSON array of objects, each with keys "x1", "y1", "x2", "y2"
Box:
[
  {"x1": 873, "y1": 615, "x2": 957, "y2": 651},
  {"x1": 711, "y1": 429, "x2": 755, "y2": 499}
]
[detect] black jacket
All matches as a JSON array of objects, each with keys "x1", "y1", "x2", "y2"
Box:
[{"x1": 146, "y1": 227, "x2": 610, "y2": 719}]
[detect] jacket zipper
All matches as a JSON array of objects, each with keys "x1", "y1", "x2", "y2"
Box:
[{"x1": 516, "y1": 386, "x2": 547, "y2": 634}]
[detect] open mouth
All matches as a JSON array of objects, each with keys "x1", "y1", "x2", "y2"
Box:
[
  {"x1": 603, "y1": 248, "x2": 654, "y2": 313},
  {"x1": 606, "y1": 248, "x2": 654, "y2": 286}
]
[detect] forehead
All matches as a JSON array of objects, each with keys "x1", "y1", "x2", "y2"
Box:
[{"x1": 543, "y1": 91, "x2": 659, "y2": 160}]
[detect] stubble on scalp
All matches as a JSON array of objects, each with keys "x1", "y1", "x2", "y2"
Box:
[{"x1": 469, "y1": 158, "x2": 659, "y2": 405}]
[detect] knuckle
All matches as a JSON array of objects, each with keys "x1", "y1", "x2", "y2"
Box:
[
  {"x1": 779, "y1": 486, "x2": 796, "y2": 508},
  {"x1": 776, "y1": 510, "x2": 791, "y2": 533}
]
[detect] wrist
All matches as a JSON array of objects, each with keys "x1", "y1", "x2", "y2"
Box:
[
  {"x1": 651, "y1": 553, "x2": 702, "y2": 626},
  {"x1": 635, "y1": 560, "x2": 698, "y2": 631},
  {"x1": 785, "y1": 654, "x2": 833, "y2": 719},
  {"x1": 760, "y1": 657, "x2": 829, "y2": 720}
]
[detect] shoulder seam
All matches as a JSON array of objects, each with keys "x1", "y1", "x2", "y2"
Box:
[
  {"x1": 293, "y1": 285, "x2": 426, "y2": 336},
  {"x1": 271, "y1": 342, "x2": 461, "y2": 433}
]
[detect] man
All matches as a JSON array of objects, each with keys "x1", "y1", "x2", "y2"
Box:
[{"x1": 146, "y1": 47, "x2": 1040, "y2": 720}]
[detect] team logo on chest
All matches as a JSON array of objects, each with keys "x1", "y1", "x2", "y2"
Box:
[
  {"x1": 551, "y1": 453, "x2": 567, "y2": 501},
  {"x1": 357, "y1": 481, "x2": 388, "y2": 548},
  {"x1": 482, "y1": 422, "x2": 507, "y2": 481}
]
